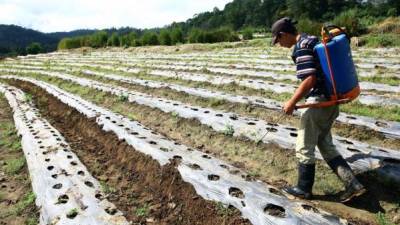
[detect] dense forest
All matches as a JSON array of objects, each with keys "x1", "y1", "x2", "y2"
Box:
[{"x1": 1, "y1": 0, "x2": 399, "y2": 56}]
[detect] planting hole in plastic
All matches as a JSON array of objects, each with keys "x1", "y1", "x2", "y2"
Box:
[
  {"x1": 188, "y1": 163, "x2": 202, "y2": 170},
  {"x1": 57, "y1": 194, "x2": 69, "y2": 204},
  {"x1": 301, "y1": 204, "x2": 319, "y2": 213},
  {"x1": 264, "y1": 203, "x2": 286, "y2": 218},
  {"x1": 229, "y1": 187, "x2": 245, "y2": 199},
  {"x1": 105, "y1": 207, "x2": 117, "y2": 215},
  {"x1": 268, "y1": 188, "x2": 284, "y2": 197},
  {"x1": 84, "y1": 181, "x2": 94, "y2": 188},
  {"x1": 53, "y1": 183, "x2": 62, "y2": 189},
  {"x1": 208, "y1": 174, "x2": 220, "y2": 181}
]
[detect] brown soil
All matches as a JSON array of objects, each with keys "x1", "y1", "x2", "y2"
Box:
[
  {"x1": 12, "y1": 81, "x2": 251, "y2": 224},
  {"x1": 0, "y1": 93, "x2": 39, "y2": 225}
]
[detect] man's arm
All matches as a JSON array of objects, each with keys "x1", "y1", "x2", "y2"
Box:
[{"x1": 283, "y1": 75, "x2": 316, "y2": 115}]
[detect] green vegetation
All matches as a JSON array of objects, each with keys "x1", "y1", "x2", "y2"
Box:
[
  {"x1": 26, "y1": 42, "x2": 43, "y2": 55},
  {"x1": 0, "y1": 192, "x2": 36, "y2": 218},
  {"x1": 3, "y1": 157, "x2": 25, "y2": 175},
  {"x1": 223, "y1": 124, "x2": 235, "y2": 136},
  {"x1": 24, "y1": 93, "x2": 33, "y2": 102},
  {"x1": 66, "y1": 208, "x2": 79, "y2": 219},
  {"x1": 361, "y1": 33, "x2": 400, "y2": 47},
  {"x1": 188, "y1": 27, "x2": 239, "y2": 44},
  {"x1": 215, "y1": 202, "x2": 235, "y2": 217},
  {"x1": 100, "y1": 181, "x2": 117, "y2": 194},
  {"x1": 135, "y1": 203, "x2": 149, "y2": 217},
  {"x1": 376, "y1": 212, "x2": 396, "y2": 225},
  {"x1": 118, "y1": 94, "x2": 129, "y2": 102}
]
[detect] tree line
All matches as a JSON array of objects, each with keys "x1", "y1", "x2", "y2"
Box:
[{"x1": 57, "y1": 26, "x2": 247, "y2": 49}]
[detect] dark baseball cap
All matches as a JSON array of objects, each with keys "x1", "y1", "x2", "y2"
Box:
[{"x1": 271, "y1": 17, "x2": 298, "y2": 45}]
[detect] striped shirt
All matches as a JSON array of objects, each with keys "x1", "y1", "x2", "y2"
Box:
[{"x1": 292, "y1": 33, "x2": 328, "y2": 98}]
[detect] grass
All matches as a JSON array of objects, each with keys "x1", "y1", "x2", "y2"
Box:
[
  {"x1": 341, "y1": 101, "x2": 400, "y2": 122},
  {"x1": 361, "y1": 34, "x2": 400, "y2": 48},
  {"x1": 3, "y1": 157, "x2": 25, "y2": 175},
  {"x1": 215, "y1": 202, "x2": 235, "y2": 217},
  {"x1": 209, "y1": 98, "x2": 227, "y2": 107},
  {"x1": 24, "y1": 93, "x2": 33, "y2": 102},
  {"x1": 118, "y1": 94, "x2": 129, "y2": 102},
  {"x1": 376, "y1": 212, "x2": 396, "y2": 225},
  {"x1": 0, "y1": 192, "x2": 36, "y2": 218},
  {"x1": 100, "y1": 181, "x2": 117, "y2": 194},
  {"x1": 360, "y1": 75, "x2": 400, "y2": 86},
  {"x1": 171, "y1": 111, "x2": 179, "y2": 118}
]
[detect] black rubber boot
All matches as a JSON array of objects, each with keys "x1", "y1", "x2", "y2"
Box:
[
  {"x1": 283, "y1": 163, "x2": 315, "y2": 200},
  {"x1": 327, "y1": 156, "x2": 366, "y2": 203}
]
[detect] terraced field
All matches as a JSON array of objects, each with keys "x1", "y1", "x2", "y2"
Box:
[{"x1": 0, "y1": 41, "x2": 399, "y2": 225}]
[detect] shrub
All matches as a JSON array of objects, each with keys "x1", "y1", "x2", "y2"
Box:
[
  {"x1": 26, "y1": 42, "x2": 43, "y2": 54},
  {"x1": 58, "y1": 37, "x2": 81, "y2": 50},
  {"x1": 241, "y1": 27, "x2": 254, "y2": 40}
]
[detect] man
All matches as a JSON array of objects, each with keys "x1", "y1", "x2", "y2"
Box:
[{"x1": 270, "y1": 17, "x2": 366, "y2": 202}]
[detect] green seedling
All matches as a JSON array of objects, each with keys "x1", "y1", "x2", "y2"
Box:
[
  {"x1": 118, "y1": 94, "x2": 129, "y2": 102},
  {"x1": 66, "y1": 208, "x2": 79, "y2": 219},
  {"x1": 135, "y1": 203, "x2": 149, "y2": 217},
  {"x1": 223, "y1": 124, "x2": 235, "y2": 136}
]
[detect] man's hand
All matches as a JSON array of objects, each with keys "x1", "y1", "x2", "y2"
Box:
[
  {"x1": 283, "y1": 75, "x2": 317, "y2": 115},
  {"x1": 283, "y1": 100, "x2": 296, "y2": 115}
]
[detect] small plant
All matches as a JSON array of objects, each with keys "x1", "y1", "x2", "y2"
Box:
[
  {"x1": 24, "y1": 93, "x2": 33, "y2": 103},
  {"x1": 100, "y1": 181, "x2": 116, "y2": 194},
  {"x1": 118, "y1": 94, "x2": 129, "y2": 102},
  {"x1": 201, "y1": 67, "x2": 210, "y2": 73},
  {"x1": 223, "y1": 124, "x2": 235, "y2": 136},
  {"x1": 66, "y1": 208, "x2": 79, "y2": 219},
  {"x1": 171, "y1": 111, "x2": 179, "y2": 118},
  {"x1": 215, "y1": 202, "x2": 235, "y2": 217},
  {"x1": 135, "y1": 203, "x2": 149, "y2": 217}
]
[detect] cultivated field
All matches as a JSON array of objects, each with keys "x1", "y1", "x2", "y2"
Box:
[{"x1": 0, "y1": 40, "x2": 399, "y2": 225}]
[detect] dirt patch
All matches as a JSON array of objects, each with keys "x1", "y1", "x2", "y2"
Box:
[
  {"x1": 0, "y1": 93, "x2": 39, "y2": 225},
  {"x1": 12, "y1": 81, "x2": 251, "y2": 224}
]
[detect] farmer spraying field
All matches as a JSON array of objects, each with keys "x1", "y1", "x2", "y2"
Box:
[{"x1": 271, "y1": 17, "x2": 366, "y2": 203}]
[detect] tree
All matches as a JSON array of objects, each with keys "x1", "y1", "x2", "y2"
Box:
[
  {"x1": 171, "y1": 28, "x2": 184, "y2": 44},
  {"x1": 108, "y1": 32, "x2": 120, "y2": 46},
  {"x1": 26, "y1": 42, "x2": 43, "y2": 54},
  {"x1": 159, "y1": 29, "x2": 172, "y2": 45},
  {"x1": 141, "y1": 31, "x2": 159, "y2": 45},
  {"x1": 90, "y1": 31, "x2": 108, "y2": 48}
]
